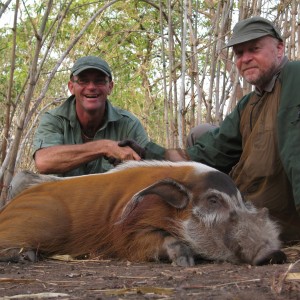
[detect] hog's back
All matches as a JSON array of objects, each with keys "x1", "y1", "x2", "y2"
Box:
[{"x1": 0, "y1": 165, "x2": 194, "y2": 257}]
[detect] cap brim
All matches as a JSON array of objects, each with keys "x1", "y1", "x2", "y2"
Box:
[
  {"x1": 226, "y1": 32, "x2": 269, "y2": 47},
  {"x1": 72, "y1": 66, "x2": 110, "y2": 77}
]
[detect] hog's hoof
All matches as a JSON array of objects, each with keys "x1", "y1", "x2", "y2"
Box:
[
  {"x1": 254, "y1": 250, "x2": 287, "y2": 265},
  {"x1": 0, "y1": 248, "x2": 38, "y2": 263},
  {"x1": 172, "y1": 255, "x2": 195, "y2": 267},
  {"x1": 163, "y1": 236, "x2": 196, "y2": 267}
]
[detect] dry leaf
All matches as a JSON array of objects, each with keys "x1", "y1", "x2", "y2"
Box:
[
  {"x1": 50, "y1": 255, "x2": 74, "y2": 261},
  {"x1": 285, "y1": 273, "x2": 300, "y2": 280}
]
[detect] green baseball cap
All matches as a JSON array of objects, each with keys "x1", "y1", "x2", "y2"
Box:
[
  {"x1": 226, "y1": 16, "x2": 283, "y2": 47},
  {"x1": 71, "y1": 56, "x2": 112, "y2": 78}
]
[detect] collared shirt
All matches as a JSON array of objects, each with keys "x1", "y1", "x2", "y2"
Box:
[{"x1": 33, "y1": 95, "x2": 149, "y2": 176}]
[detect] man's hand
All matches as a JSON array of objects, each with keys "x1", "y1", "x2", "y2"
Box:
[
  {"x1": 118, "y1": 139, "x2": 146, "y2": 159},
  {"x1": 104, "y1": 140, "x2": 145, "y2": 166},
  {"x1": 104, "y1": 156, "x2": 121, "y2": 166}
]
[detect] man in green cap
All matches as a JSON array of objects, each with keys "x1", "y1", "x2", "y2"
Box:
[
  {"x1": 33, "y1": 55, "x2": 149, "y2": 176},
  {"x1": 139, "y1": 16, "x2": 300, "y2": 243}
]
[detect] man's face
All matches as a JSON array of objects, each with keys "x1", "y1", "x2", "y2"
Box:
[
  {"x1": 68, "y1": 69, "x2": 114, "y2": 113},
  {"x1": 233, "y1": 36, "x2": 284, "y2": 90}
]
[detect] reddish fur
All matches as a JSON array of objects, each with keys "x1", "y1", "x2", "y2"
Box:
[
  {"x1": 108, "y1": 194, "x2": 191, "y2": 261},
  {"x1": 0, "y1": 165, "x2": 199, "y2": 261}
]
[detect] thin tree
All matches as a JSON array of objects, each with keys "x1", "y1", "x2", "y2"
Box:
[
  {"x1": 178, "y1": 0, "x2": 188, "y2": 147},
  {"x1": 1, "y1": 0, "x2": 19, "y2": 164}
]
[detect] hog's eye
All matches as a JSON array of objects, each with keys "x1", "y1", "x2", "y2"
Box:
[{"x1": 207, "y1": 195, "x2": 219, "y2": 205}]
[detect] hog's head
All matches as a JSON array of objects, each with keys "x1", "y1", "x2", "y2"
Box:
[{"x1": 184, "y1": 171, "x2": 286, "y2": 265}]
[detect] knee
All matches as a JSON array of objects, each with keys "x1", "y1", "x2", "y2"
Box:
[{"x1": 186, "y1": 123, "x2": 217, "y2": 147}]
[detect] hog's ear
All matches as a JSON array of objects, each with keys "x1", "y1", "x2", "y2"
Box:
[
  {"x1": 138, "y1": 178, "x2": 191, "y2": 209},
  {"x1": 119, "y1": 178, "x2": 191, "y2": 222}
]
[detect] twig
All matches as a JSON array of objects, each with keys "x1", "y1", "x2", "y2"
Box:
[
  {"x1": 272, "y1": 259, "x2": 300, "y2": 294},
  {"x1": 182, "y1": 278, "x2": 261, "y2": 289}
]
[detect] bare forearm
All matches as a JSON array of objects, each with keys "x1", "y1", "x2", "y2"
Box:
[
  {"x1": 34, "y1": 144, "x2": 101, "y2": 174},
  {"x1": 34, "y1": 140, "x2": 142, "y2": 174}
]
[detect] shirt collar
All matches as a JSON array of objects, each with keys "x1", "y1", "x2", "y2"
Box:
[{"x1": 255, "y1": 56, "x2": 289, "y2": 96}]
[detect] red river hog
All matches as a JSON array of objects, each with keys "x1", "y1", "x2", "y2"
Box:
[{"x1": 0, "y1": 161, "x2": 286, "y2": 266}]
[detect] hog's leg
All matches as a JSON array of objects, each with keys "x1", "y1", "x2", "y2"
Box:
[
  {"x1": 161, "y1": 236, "x2": 195, "y2": 267},
  {"x1": 119, "y1": 228, "x2": 195, "y2": 266},
  {"x1": 0, "y1": 248, "x2": 38, "y2": 263}
]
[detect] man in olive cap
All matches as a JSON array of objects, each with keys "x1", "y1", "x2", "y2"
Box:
[
  {"x1": 32, "y1": 56, "x2": 149, "y2": 177},
  {"x1": 138, "y1": 16, "x2": 300, "y2": 243}
]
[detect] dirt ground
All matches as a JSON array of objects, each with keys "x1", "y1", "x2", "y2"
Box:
[{"x1": 0, "y1": 246, "x2": 300, "y2": 300}]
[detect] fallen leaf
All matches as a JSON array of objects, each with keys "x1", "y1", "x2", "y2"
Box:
[
  {"x1": 285, "y1": 273, "x2": 300, "y2": 280},
  {"x1": 50, "y1": 255, "x2": 74, "y2": 261}
]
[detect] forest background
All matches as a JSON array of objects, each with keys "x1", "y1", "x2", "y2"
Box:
[{"x1": 0, "y1": 0, "x2": 299, "y2": 204}]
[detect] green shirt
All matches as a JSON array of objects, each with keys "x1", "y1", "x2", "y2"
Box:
[{"x1": 33, "y1": 95, "x2": 149, "y2": 176}]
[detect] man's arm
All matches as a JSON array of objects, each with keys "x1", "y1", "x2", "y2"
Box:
[
  {"x1": 140, "y1": 96, "x2": 250, "y2": 173},
  {"x1": 278, "y1": 61, "x2": 300, "y2": 210},
  {"x1": 34, "y1": 140, "x2": 142, "y2": 174},
  {"x1": 33, "y1": 109, "x2": 145, "y2": 174}
]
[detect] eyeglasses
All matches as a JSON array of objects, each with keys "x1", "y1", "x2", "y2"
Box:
[{"x1": 72, "y1": 78, "x2": 109, "y2": 87}]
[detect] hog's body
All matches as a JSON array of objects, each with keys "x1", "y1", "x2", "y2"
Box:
[{"x1": 0, "y1": 161, "x2": 286, "y2": 266}]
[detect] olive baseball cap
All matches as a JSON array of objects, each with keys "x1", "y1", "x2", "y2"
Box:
[
  {"x1": 71, "y1": 56, "x2": 112, "y2": 78},
  {"x1": 226, "y1": 16, "x2": 283, "y2": 47}
]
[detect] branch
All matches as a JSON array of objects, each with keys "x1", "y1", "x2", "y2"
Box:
[{"x1": 0, "y1": 0, "x2": 13, "y2": 19}]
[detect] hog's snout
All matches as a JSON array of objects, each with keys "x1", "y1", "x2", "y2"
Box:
[
  {"x1": 254, "y1": 250, "x2": 287, "y2": 266},
  {"x1": 227, "y1": 207, "x2": 285, "y2": 266}
]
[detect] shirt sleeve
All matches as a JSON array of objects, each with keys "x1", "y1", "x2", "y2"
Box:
[
  {"x1": 33, "y1": 112, "x2": 65, "y2": 153},
  {"x1": 144, "y1": 110, "x2": 243, "y2": 168},
  {"x1": 144, "y1": 96, "x2": 249, "y2": 171},
  {"x1": 186, "y1": 98, "x2": 249, "y2": 174},
  {"x1": 278, "y1": 61, "x2": 300, "y2": 209},
  {"x1": 144, "y1": 141, "x2": 166, "y2": 159},
  {"x1": 124, "y1": 115, "x2": 149, "y2": 147},
  {"x1": 143, "y1": 105, "x2": 244, "y2": 165}
]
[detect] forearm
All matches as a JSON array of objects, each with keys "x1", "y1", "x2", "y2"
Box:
[
  {"x1": 34, "y1": 140, "x2": 142, "y2": 174},
  {"x1": 34, "y1": 144, "x2": 103, "y2": 174}
]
